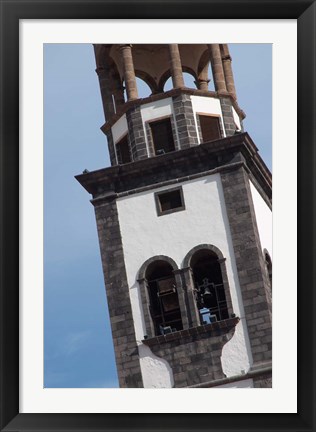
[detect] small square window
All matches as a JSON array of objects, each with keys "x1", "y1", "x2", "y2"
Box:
[{"x1": 155, "y1": 187, "x2": 185, "y2": 216}]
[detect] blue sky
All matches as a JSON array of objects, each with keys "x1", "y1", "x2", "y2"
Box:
[{"x1": 44, "y1": 44, "x2": 272, "y2": 388}]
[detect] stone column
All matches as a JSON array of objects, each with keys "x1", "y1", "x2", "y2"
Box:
[
  {"x1": 137, "y1": 278, "x2": 156, "y2": 339},
  {"x1": 173, "y1": 270, "x2": 189, "y2": 329},
  {"x1": 182, "y1": 267, "x2": 200, "y2": 327},
  {"x1": 95, "y1": 66, "x2": 115, "y2": 120},
  {"x1": 221, "y1": 44, "x2": 237, "y2": 98},
  {"x1": 195, "y1": 78, "x2": 210, "y2": 91},
  {"x1": 120, "y1": 44, "x2": 138, "y2": 100},
  {"x1": 208, "y1": 44, "x2": 227, "y2": 93},
  {"x1": 168, "y1": 44, "x2": 185, "y2": 89}
]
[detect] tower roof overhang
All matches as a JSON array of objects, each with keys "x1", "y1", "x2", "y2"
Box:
[{"x1": 75, "y1": 132, "x2": 272, "y2": 208}]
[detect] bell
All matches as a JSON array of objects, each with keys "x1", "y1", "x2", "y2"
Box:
[{"x1": 203, "y1": 286, "x2": 212, "y2": 297}]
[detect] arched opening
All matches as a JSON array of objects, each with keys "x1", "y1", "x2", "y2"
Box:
[
  {"x1": 122, "y1": 77, "x2": 153, "y2": 102},
  {"x1": 163, "y1": 76, "x2": 173, "y2": 92},
  {"x1": 207, "y1": 64, "x2": 216, "y2": 91},
  {"x1": 264, "y1": 250, "x2": 272, "y2": 289},
  {"x1": 183, "y1": 71, "x2": 197, "y2": 89},
  {"x1": 135, "y1": 73, "x2": 156, "y2": 98},
  {"x1": 163, "y1": 71, "x2": 198, "y2": 91},
  {"x1": 145, "y1": 260, "x2": 183, "y2": 335},
  {"x1": 191, "y1": 249, "x2": 229, "y2": 324}
]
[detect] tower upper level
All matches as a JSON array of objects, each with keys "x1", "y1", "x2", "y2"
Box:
[{"x1": 94, "y1": 44, "x2": 246, "y2": 166}]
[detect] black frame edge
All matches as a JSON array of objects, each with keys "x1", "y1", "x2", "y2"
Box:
[
  {"x1": 0, "y1": 0, "x2": 315, "y2": 431},
  {"x1": 297, "y1": 1, "x2": 316, "y2": 430},
  {"x1": 0, "y1": 0, "x2": 20, "y2": 431}
]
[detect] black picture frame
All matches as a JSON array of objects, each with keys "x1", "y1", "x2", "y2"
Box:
[{"x1": 0, "y1": 1, "x2": 315, "y2": 431}]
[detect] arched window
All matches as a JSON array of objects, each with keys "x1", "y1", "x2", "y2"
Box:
[
  {"x1": 135, "y1": 76, "x2": 155, "y2": 98},
  {"x1": 163, "y1": 75, "x2": 173, "y2": 92},
  {"x1": 145, "y1": 260, "x2": 183, "y2": 335},
  {"x1": 163, "y1": 71, "x2": 197, "y2": 92},
  {"x1": 122, "y1": 77, "x2": 153, "y2": 102},
  {"x1": 191, "y1": 249, "x2": 229, "y2": 324},
  {"x1": 264, "y1": 250, "x2": 272, "y2": 289}
]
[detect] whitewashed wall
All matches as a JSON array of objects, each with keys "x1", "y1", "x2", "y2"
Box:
[
  {"x1": 117, "y1": 174, "x2": 253, "y2": 387},
  {"x1": 111, "y1": 114, "x2": 128, "y2": 164},
  {"x1": 232, "y1": 107, "x2": 242, "y2": 131},
  {"x1": 190, "y1": 95, "x2": 225, "y2": 142},
  {"x1": 140, "y1": 98, "x2": 179, "y2": 151},
  {"x1": 112, "y1": 114, "x2": 128, "y2": 143},
  {"x1": 250, "y1": 181, "x2": 273, "y2": 259}
]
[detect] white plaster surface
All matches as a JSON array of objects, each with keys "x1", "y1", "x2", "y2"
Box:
[
  {"x1": 232, "y1": 107, "x2": 242, "y2": 131},
  {"x1": 190, "y1": 95, "x2": 225, "y2": 141},
  {"x1": 138, "y1": 345, "x2": 174, "y2": 388},
  {"x1": 221, "y1": 319, "x2": 251, "y2": 377},
  {"x1": 140, "y1": 98, "x2": 173, "y2": 123},
  {"x1": 140, "y1": 98, "x2": 179, "y2": 150},
  {"x1": 112, "y1": 114, "x2": 128, "y2": 143},
  {"x1": 117, "y1": 174, "x2": 253, "y2": 386},
  {"x1": 250, "y1": 181, "x2": 273, "y2": 259}
]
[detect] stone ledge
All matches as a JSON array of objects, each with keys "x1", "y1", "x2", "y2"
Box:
[
  {"x1": 188, "y1": 363, "x2": 272, "y2": 388},
  {"x1": 76, "y1": 132, "x2": 271, "y2": 199},
  {"x1": 141, "y1": 317, "x2": 240, "y2": 347}
]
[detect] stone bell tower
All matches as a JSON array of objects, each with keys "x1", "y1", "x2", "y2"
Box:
[{"x1": 76, "y1": 44, "x2": 272, "y2": 388}]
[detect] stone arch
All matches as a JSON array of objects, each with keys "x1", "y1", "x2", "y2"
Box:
[
  {"x1": 135, "y1": 70, "x2": 159, "y2": 95},
  {"x1": 182, "y1": 244, "x2": 234, "y2": 323},
  {"x1": 159, "y1": 66, "x2": 198, "y2": 92},
  {"x1": 183, "y1": 243, "x2": 225, "y2": 269},
  {"x1": 197, "y1": 49, "x2": 210, "y2": 78},
  {"x1": 137, "y1": 255, "x2": 184, "y2": 338},
  {"x1": 158, "y1": 70, "x2": 173, "y2": 92},
  {"x1": 196, "y1": 49, "x2": 211, "y2": 90},
  {"x1": 263, "y1": 248, "x2": 272, "y2": 290},
  {"x1": 182, "y1": 68, "x2": 198, "y2": 89},
  {"x1": 263, "y1": 248, "x2": 272, "y2": 260},
  {"x1": 182, "y1": 66, "x2": 198, "y2": 82},
  {"x1": 138, "y1": 255, "x2": 178, "y2": 280}
]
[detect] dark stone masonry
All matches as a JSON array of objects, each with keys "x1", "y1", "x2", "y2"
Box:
[
  {"x1": 172, "y1": 93, "x2": 199, "y2": 149},
  {"x1": 143, "y1": 318, "x2": 239, "y2": 387},
  {"x1": 126, "y1": 105, "x2": 147, "y2": 161},
  {"x1": 93, "y1": 196, "x2": 143, "y2": 388}
]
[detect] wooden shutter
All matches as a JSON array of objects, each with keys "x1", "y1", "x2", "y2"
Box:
[{"x1": 199, "y1": 115, "x2": 221, "y2": 142}]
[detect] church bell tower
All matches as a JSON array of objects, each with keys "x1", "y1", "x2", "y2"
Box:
[{"x1": 76, "y1": 44, "x2": 272, "y2": 388}]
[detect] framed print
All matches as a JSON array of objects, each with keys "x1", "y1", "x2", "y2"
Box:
[{"x1": 0, "y1": 0, "x2": 315, "y2": 431}]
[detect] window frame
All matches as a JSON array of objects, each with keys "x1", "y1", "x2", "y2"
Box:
[
  {"x1": 154, "y1": 186, "x2": 186, "y2": 217},
  {"x1": 115, "y1": 133, "x2": 131, "y2": 165},
  {"x1": 147, "y1": 115, "x2": 176, "y2": 156},
  {"x1": 197, "y1": 112, "x2": 223, "y2": 143}
]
